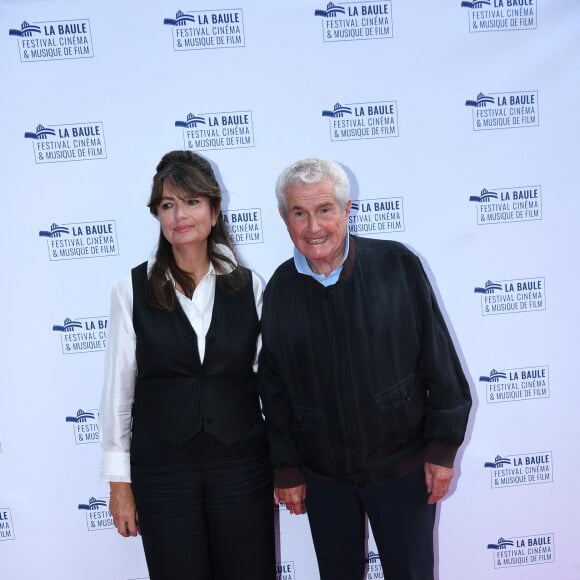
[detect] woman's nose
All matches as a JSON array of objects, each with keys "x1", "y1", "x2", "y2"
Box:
[{"x1": 175, "y1": 201, "x2": 187, "y2": 219}]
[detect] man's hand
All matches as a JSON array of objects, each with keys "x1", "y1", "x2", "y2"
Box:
[
  {"x1": 424, "y1": 462, "x2": 454, "y2": 504},
  {"x1": 109, "y1": 482, "x2": 139, "y2": 537},
  {"x1": 274, "y1": 484, "x2": 307, "y2": 515}
]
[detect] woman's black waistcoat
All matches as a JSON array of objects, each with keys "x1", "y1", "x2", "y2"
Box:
[{"x1": 131, "y1": 262, "x2": 261, "y2": 447}]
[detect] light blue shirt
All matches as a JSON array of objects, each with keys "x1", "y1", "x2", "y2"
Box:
[{"x1": 293, "y1": 235, "x2": 350, "y2": 287}]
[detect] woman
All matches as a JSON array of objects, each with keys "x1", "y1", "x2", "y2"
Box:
[{"x1": 99, "y1": 150, "x2": 275, "y2": 579}]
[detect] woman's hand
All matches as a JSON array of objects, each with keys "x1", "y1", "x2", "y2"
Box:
[{"x1": 109, "y1": 482, "x2": 139, "y2": 537}]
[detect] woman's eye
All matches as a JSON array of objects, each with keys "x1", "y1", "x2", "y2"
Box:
[
  {"x1": 188, "y1": 198, "x2": 200, "y2": 206},
  {"x1": 160, "y1": 202, "x2": 173, "y2": 210}
]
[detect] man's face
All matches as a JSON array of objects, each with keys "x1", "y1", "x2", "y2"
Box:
[{"x1": 283, "y1": 178, "x2": 351, "y2": 275}]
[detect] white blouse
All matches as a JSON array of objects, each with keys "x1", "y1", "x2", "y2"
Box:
[{"x1": 99, "y1": 249, "x2": 263, "y2": 483}]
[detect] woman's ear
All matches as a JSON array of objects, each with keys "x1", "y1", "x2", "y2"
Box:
[{"x1": 212, "y1": 204, "x2": 221, "y2": 227}]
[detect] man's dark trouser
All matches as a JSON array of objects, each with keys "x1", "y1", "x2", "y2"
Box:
[{"x1": 305, "y1": 468, "x2": 436, "y2": 580}]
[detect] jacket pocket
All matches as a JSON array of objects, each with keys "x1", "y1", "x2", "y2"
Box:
[
  {"x1": 374, "y1": 372, "x2": 419, "y2": 410},
  {"x1": 371, "y1": 372, "x2": 425, "y2": 453},
  {"x1": 292, "y1": 406, "x2": 336, "y2": 473}
]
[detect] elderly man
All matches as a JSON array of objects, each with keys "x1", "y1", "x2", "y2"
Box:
[{"x1": 258, "y1": 158, "x2": 472, "y2": 580}]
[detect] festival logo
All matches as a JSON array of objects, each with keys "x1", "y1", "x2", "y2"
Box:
[
  {"x1": 484, "y1": 451, "x2": 553, "y2": 487},
  {"x1": 223, "y1": 209, "x2": 263, "y2": 245},
  {"x1": 78, "y1": 497, "x2": 114, "y2": 531},
  {"x1": 469, "y1": 186, "x2": 541, "y2": 224},
  {"x1": 175, "y1": 111, "x2": 254, "y2": 151},
  {"x1": 38, "y1": 220, "x2": 119, "y2": 260},
  {"x1": 366, "y1": 551, "x2": 383, "y2": 578},
  {"x1": 0, "y1": 508, "x2": 14, "y2": 541},
  {"x1": 465, "y1": 91, "x2": 539, "y2": 130},
  {"x1": 276, "y1": 561, "x2": 295, "y2": 580},
  {"x1": 8, "y1": 18, "x2": 93, "y2": 62},
  {"x1": 52, "y1": 316, "x2": 108, "y2": 354},
  {"x1": 487, "y1": 533, "x2": 554, "y2": 568},
  {"x1": 349, "y1": 198, "x2": 405, "y2": 236},
  {"x1": 322, "y1": 101, "x2": 398, "y2": 141},
  {"x1": 473, "y1": 277, "x2": 545, "y2": 315},
  {"x1": 65, "y1": 409, "x2": 100, "y2": 445},
  {"x1": 461, "y1": 0, "x2": 537, "y2": 33},
  {"x1": 479, "y1": 365, "x2": 549, "y2": 403},
  {"x1": 314, "y1": 2, "x2": 392, "y2": 42},
  {"x1": 24, "y1": 122, "x2": 106, "y2": 163},
  {"x1": 164, "y1": 9, "x2": 244, "y2": 50}
]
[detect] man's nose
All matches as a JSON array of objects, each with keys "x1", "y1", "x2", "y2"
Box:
[{"x1": 307, "y1": 214, "x2": 320, "y2": 231}]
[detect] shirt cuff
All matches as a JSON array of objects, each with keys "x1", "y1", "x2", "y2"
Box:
[
  {"x1": 274, "y1": 466, "x2": 305, "y2": 488},
  {"x1": 425, "y1": 441, "x2": 459, "y2": 468},
  {"x1": 99, "y1": 450, "x2": 131, "y2": 483}
]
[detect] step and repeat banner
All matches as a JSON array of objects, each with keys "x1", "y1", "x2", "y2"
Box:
[{"x1": 1, "y1": 0, "x2": 579, "y2": 578}]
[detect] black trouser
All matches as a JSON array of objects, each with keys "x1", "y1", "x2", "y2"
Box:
[
  {"x1": 131, "y1": 429, "x2": 275, "y2": 580},
  {"x1": 305, "y1": 468, "x2": 436, "y2": 580}
]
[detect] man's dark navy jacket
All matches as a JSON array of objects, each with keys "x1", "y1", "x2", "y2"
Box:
[{"x1": 259, "y1": 235, "x2": 472, "y2": 488}]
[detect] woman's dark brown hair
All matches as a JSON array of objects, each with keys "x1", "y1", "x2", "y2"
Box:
[{"x1": 146, "y1": 150, "x2": 243, "y2": 310}]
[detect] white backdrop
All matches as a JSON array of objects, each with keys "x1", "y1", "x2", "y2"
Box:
[{"x1": 1, "y1": 0, "x2": 579, "y2": 578}]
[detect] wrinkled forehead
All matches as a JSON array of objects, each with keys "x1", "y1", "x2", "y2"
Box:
[{"x1": 285, "y1": 178, "x2": 341, "y2": 207}]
